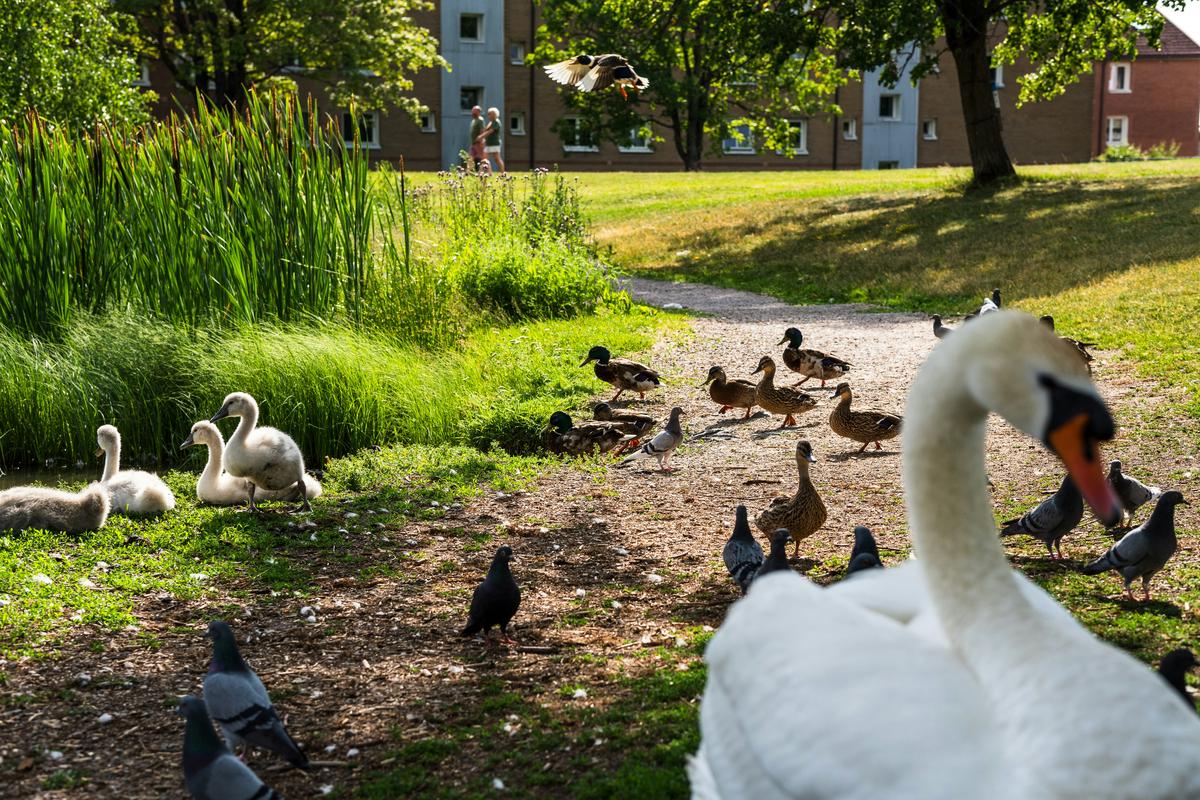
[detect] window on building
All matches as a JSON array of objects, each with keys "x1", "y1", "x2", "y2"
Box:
[
  {"x1": 460, "y1": 86, "x2": 482, "y2": 113},
  {"x1": 878, "y1": 94, "x2": 900, "y2": 121},
  {"x1": 988, "y1": 60, "x2": 1004, "y2": 89},
  {"x1": 509, "y1": 111, "x2": 526, "y2": 136},
  {"x1": 561, "y1": 116, "x2": 598, "y2": 152},
  {"x1": 618, "y1": 127, "x2": 653, "y2": 153},
  {"x1": 878, "y1": 160, "x2": 900, "y2": 170},
  {"x1": 460, "y1": 14, "x2": 484, "y2": 42},
  {"x1": 133, "y1": 63, "x2": 151, "y2": 87},
  {"x1": 1106, "y1": 116, "x2": 1128, "y2": 147},
  {"x1": 842, "y1": 118, "x2": 857, "y2": 140},
  {"x1": 722, "y1": 123, "x2": 755, "y2": 153},
  {"x1": 1109, "y1": 63, "x2": 1131, "y2": 93},
  {"x1": 786, "y1": 119, "x2": 808, "y2": 154},
  {"x1": 922, "y1": 118, "x2": 938, "y2": 140},
  {"x1": 419, "y1": 112, "x2": 436, "y2": 133},
  {"x1": 729, "y1": 71, "x2": 758, "y2": 86},
  {"x1": 341, "y1": 112, "x2": 380, "y2": 149},
  {"x1": 509, "y1": 41, "x2": 526, "y2": 65}
]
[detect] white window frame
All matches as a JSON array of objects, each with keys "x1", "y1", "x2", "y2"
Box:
[
  {"x1": 460, "y1": 86, "x2": 483, "y2": 114},
  {"x1": 419, "y1": 112, "x2": 436, "y2": 133},
  {"x1": 509, "y1": 111, "x2": 526, "y2": 136},
  {"x1": 989, "y1": 62, "x2": 1004, "y2": 89},
  {"x1": 133, "y1": 63, "x2": 151, "y2": 87},
  {"x1": 1106, "y1": 115, "x2": 1129, "y2": 147},
  {"x1": 459, "y1": 13, "x2": 484, "y2": 43},
  {"x1": 509, "y1": 41, "x2": 526, "y2": 65},
  {"x1": 561, "y1": 116, "x2": 598, "y2": 152},
  {"x1": 617, "y1": 127, "x2": 653, "y2": 153},
  {"x1": 722, "y1": 123, "x2": 755, "y2": 154},
  {"x1": 342, "y1": 112, "x2": 381, "y2": 150},
  {"x1": 785, "y1": 119, "x2": 808, "y2": 155},
  {"x1": 878, "y1": 94, "x2": 901, "y2": 121},
  {"x1": 1109, "y1": 62, "x2": 1131, "y2": 93},
  {"x1": 842, "y1": 118, "x2": 857, "y2": 140},
  {"x1": 922, "y1": 118, "x2": 938, "y2": 140}
]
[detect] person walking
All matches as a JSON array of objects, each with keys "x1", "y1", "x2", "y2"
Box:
[
  {"x1": 467, "y1": 105, "x2": 486, "y2": 171},
  {"x1": 483, "y1": 106, "x2": 505, "y2": 174}
]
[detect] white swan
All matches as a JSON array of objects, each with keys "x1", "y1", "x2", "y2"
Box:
[
  {"x1": 690, "y1": 311, "x2": 1200, "y2": 799},
  {"x1": 209, "y1": 393, "x2": 312, "y2": 512},
  {"x1": 0, "y1": 481, "x2": 110, "y2": 533},
  {"x1": 96, "y1": 425, "x2": 176, "y2": 515},
  {"x1": 181, "y1": 421, "x2": 322, "y2": 506}
]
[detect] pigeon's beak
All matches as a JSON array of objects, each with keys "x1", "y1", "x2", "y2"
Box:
[
  {"x1": 1046, "y1": 414, "x2": 1121, "y2": 527},
  {"x1": 1179, "y1": 500, "x2": 1191, "y2": 506}
]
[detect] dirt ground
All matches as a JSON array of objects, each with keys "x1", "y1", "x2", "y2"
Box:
[{"x1": 3, "y1": 278, "x2": 1196, "y2": 798}]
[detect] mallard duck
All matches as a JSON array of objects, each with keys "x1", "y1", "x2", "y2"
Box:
[
  {"x1": 750, "y1": 356, "x2": 817, "y2": 428},
  {"x1": 543, "y1": 411, "x2": 630, "y2": 456},
  {"x1": 96, "y1": 424, "x2": 176, "y2": 515},
  {"x1": 829, "y1": 382, "x2": 902, "y2": 452},
  {"x1": 701, "y1": 366, "x2": 757, "y2": 418},
  {"x1": 932, "y1": 315, "x2": 953, "y2": 339},
  {"x1": 209, "y1": 393, "x2": 311, "y2": 512},
  {"x1": 1040, "y1": 315, "x2": 1096, "y2": 373},
  {"x1": 593, "y1": 402, "x2": 654, "y2": 440},
  {"x1": 581, "y1": 345, "x2": 660, "y2": 402},
  {"x1": 754, "y1": 440, "x2": 827, "y2": 558},
  {"x1": 778, "y1": 328, "x2": 851, "y2": 388},
  {"x1": 544, "y1": 54, "x2": 649, "y2": 99}
]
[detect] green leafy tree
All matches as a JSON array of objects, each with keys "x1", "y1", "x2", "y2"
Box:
[
  {"x1": 114, "y1": 0, "x2": 446, "y2": 113},
  {"x1": 835, "y1": 0, "x2": 1179, "y2": 183},
  {"x1": 535, "y1": 0, "x2": 845, "y2": 171},
  {"x1": 0, "y1": 0, "x2": 149, "y2": 130}
]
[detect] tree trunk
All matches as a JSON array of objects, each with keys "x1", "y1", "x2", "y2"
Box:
[{"x1": 942, "y1": 3, "x2": 1015, "y2": 184}]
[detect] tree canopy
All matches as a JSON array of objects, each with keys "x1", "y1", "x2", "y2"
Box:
[
  {"x1": 0, "y1": 0, "x2": 150, "y2": 130},
  {"x1": 114, "y1": 0, "x2": 446, "y2": 114},
  {"x1": 535, "y1": 0, "x2": 845, "y2": 170}
]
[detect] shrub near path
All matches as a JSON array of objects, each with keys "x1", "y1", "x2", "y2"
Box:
[{"x1": 3, "y1": 280, "x2": 1194, "y2": 799}]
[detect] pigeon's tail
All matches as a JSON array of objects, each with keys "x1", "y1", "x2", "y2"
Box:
[
  {"x1": 243, "y1": 719, "x2": 311, "y2": 771},
  {"x1": 846, "y1": 552, "x2": 883, "y2": 575},
  {"x1": 276, "y1": 730, "x2": 311, "y2": 771},
  {"x1": 729, "y1": 561, "x2": 760, "y2": 594},
  {"x1": 998, "y1": 518, "x2": 1024, "y2": 537},
  {"x1": 1081, "y1": 553, "x2": 1115, "y2": 575},
  {"x1": 459, "y1": 617, "x2": 483, "y2": 636}
]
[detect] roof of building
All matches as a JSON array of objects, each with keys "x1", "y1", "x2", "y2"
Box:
[{"x1": 1136, "y1": 17, "x2": 1200, "y2": 57}]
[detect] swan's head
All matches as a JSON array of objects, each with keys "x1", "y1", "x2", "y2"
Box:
[
  {"x1": 778, "y1": 327, "x2": 803, "y2": 347},
  {"x1": 796, "y1": 440, "x2": 816, "y2": 464},
  {"x1": 95, "y1": 424, "x2": 120, "y2": 456},
  {"x1": 210, "y1": 392, "x2": 257, "y2": 423},
  {"x1": 751, "y1": 356, "x2": 776, "y2": 376},
  {"x1": 580, "y1": 345, "x2": 610, "y2": 366},
  {"x1": 952, "y1": 311, "x2": 1120, "y2": 525},
  {"x1": 181, "y1": 421, "x2": 220, "y2": 450},
  {"x1": 548, "y1": 411, "x2": 573, "y2": 432},
  {"x1": 702, "y1": 365, "x2": 727, "y2": 386}
]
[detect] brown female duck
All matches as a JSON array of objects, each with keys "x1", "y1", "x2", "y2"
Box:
[
  {"x1": 778, "y1": 328, "x2": 852, "y2": 388},
  {"x1": 701, "y1": 366, "x2": 757, "y2": 418},
  {"x1": 754, "y1": 440, "x2": 827, "y2": 558},
  {"x1": 829, "y1": 382, "x2": 902, "y2": 453},
  {"x1": 581, "y1": 346, "x2": 660, "y2": 402},
  {"x1": 751, "y1": 356, "x2": 817, "y2": 428}
]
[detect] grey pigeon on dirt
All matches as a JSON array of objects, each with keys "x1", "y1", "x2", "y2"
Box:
[
  {"x1": 202, "y1": 620, "x2": 309, "y2": 770},
  {"x1": 460, "y1": 545, "x2": 521, "y2": 644},
  {"x1": 999, "y1": 473, "x2": 1083, "y2": 559},
  {"x1": 755, "y1": 530, "x2": 793, "y2": 579},
  {"x1": 723, "y1": 505, "x2": 764, "y2": 594},
  {"x1": 931, "y1": 315, "x2": 953, "y2": 340},
  {"x1": 619, "y1": 407, "x2": 684, "y2": 471},
  {"x1": 845, "y1": 526, "x2": 883, "y2": 576},
  {"x1": 1083, "y1": 490, "x2": 1187, "y2": 601},
  {"x1": 1158, "y1": 649, "x2": 1198, "y2": 710},
  {"x1": 1108, "y1": 459, "x2": 1161, "y2": 528},
  {"x1": 177, "y1": 695, "x2": 282, "y2": 800}
]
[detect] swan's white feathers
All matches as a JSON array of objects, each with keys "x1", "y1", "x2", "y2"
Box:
[
  {"x1": 190, "y1": 421, "x2": 321, "y2": 505},
  {"x1": 97, "y1": 424, "x2": 175, "y2": 515}
]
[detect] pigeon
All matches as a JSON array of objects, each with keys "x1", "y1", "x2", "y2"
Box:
[
  {"x1": 999, "y1": 473, "x2": 1083, "y2": 559},
  {"x1": 931, "y1": 315, "x2": 953, "y2": 339},
  {"x1": 977, "y1": 287, "x2": 1001, "y2": 315},
  {"x1": 202, "y1": 621, "x2": 309, "y2": 770},
  {"x1": 177, "y1": 695, "x2": 283, "y2": 800},
  {"x1": 1083, "y1": 490, "x2": 1187, "y2": 601},
  {"x1": 460, "y1": 545, "x2": 521, "y2": 644},
  {"x1": 1107, "y1": 459, "x2": 1161, "y2": 528},
  {"x1": 1040, "y1": 315, "x2": 1097, "y2": 373},
  {"x1": 755, "y1": 530, "x2": 793, "y2": 578},
  {"x1": 723, "y1": 505, "x2": 764, "y2": 594},
  {"x1": 618, "y1": 407, "x2": 684, "y2": 471},
  {"x1": 845, "y1": 526, "x2": 883, "y2": 576},
  {"x1": 1158, "y1": 649, "x2": 1198, "y2": 710},
  {"x1": 544, "y1": 54, "x2": 649, "y2": 98}
]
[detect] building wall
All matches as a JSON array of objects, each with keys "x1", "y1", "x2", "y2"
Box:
[
  {"x1": 1094, "y1": 57, "x2": 1200, "y2": 157},
  {"x1": 439, "y1": 0, "x2": 506, "y2": 168},
  {"x1": 861, "y1": 58, "x2": 921, "y2": 169}
]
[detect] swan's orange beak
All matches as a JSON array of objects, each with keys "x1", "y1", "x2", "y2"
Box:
[{"x1": 1048, "y1": 413, "x2": 1121, "y2": 526}]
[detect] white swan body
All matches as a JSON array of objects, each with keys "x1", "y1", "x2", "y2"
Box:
[
  {"x1": 182, "y1": 421, "x2": 322, "y2": 506},
  {"x1": 209, "y1": 393, "x2": 312, "y2": 511},
  {"x1": 691, "y1": 311, "x2": 1200, "y2": 799},
  {"x1": 0, "y1": 481, "x2": 110, "y2": 533},
  {"x1": 97, "y1": 425, "x2": 175, "y2": 515}
]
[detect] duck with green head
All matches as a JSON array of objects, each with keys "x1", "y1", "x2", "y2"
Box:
[
  {"x1": 543, "y1": 411, "x2": 632, "y2": 456},
  {"x1": 777, "y1": 328, "x2": 852, "y2": 388},
  {"x1": 581, "y1": 345, "x2": 660, "y2": 402}
]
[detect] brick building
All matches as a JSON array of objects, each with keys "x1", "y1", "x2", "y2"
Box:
[{"x1": 138, "y1": 6, "x2": 1200, "y2": 170}]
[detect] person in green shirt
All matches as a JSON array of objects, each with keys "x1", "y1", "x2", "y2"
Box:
[
  {"x1": 467, "y1": 106, "x2": 486, "y2": 170},
  {"x1": 482, "y1": 106, "x2": 505, "y2": 174}
]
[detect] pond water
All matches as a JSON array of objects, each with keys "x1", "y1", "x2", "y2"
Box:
[{"x1": 0, "y1": 466, "x2": 101, "y2": 491}]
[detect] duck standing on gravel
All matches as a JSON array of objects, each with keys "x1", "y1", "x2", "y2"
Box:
[
  {"x1": 828, "y1": 382, "x2": 902, "y2": 453},
  {"x1": 777, "y1": 328, "x2": 851, "y2": 388},
  {"x1": 755, "y1": 440, "x2": 827, "y2": 558},
  {"x1": 751, "y1": 356, "x2": 817, "y2": 428},
  {"x1": 580, "y1": 345, "x2": 660, "y2": 402},
  {"x1": 702, "y1": 366, "x2": 757, "y2": 418}
]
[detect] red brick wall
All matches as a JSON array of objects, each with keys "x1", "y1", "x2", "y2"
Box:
[{"x1": 1095, "y1": 57, "x2": 1200, "y2": 157}]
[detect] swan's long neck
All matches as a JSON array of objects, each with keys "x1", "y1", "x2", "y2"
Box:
[
  {"x1": 229, "y1": 404, "x2": 258, "y2": 446},
  {"x1": 101, "y1": 438, "x2": 120, "y2": 482},
  {"x1": 201, "y1": 436, "x2": 225, "y2": 483},
  {"x1": 902, "y1": 361, "x2": 1035, "y2": 663}
]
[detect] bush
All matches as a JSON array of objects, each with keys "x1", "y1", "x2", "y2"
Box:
[{"x1": 1097, "y1": 144, "x2": 1146, "y2": 162}]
